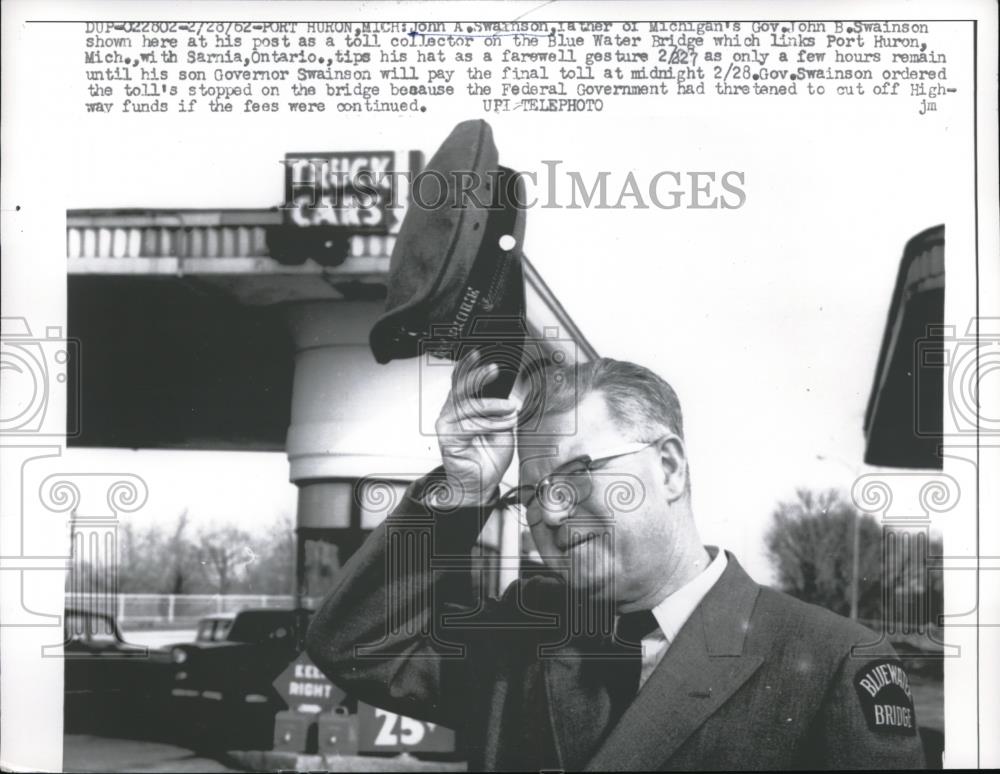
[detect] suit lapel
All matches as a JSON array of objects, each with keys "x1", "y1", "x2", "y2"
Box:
[
  {"x1": 525, "y1": 572, "x2": 619, "y2": 770},
  {"x1": 584, "y1": 553, "x2": 764, "y2": 771},
  {"x1": 542, "y1": 641, "x2": 618, "y2": 770}
]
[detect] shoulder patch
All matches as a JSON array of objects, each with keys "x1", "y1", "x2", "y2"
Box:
[{"x1": 853, "y1": 658, "x2": 917, "y2": 736}]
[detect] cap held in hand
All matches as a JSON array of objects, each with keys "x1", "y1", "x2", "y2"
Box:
[{"x1": 369, "y1": 119, "x2": 528, "y2": 399}]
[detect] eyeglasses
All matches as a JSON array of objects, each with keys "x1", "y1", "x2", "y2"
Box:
[{"x1": 498, "y1": 436, "x2": 669, "y2": 519}]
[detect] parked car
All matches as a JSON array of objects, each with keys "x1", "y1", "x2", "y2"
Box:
[
  {"x1": 165, "y1": 607, "x2": 313, "y2": 750},
  {"x1": 63, "y1": 607, "x2": 172, "y2": 737}
]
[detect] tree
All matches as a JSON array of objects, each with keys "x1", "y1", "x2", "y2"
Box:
[
  {"x1": 765, "y1": 488, "x2": 942, "y2": 624},
  {"x1": 165, "y1": 509, "x2": 197, "y2": 594},
  {"x1": 71, "y1": 511, "x2": 298, "y2": 598},
  {"x1": 116, "y1": 518, "x2": 168, "y2": 593},
  {"x1": 196, "y1": 524, "x2": 257, "y2": 595},
  {"x1": 115, "y1": 521, "x2": 141, "y2": 593},
  {"x1": 245, "y1": 513, "x2": 296, "y2": 596},
  {"x1": 110, "y1": 510, "x2": 200, "y2": 594}
]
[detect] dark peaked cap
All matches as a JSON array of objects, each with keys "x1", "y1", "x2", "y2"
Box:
[{"x1": 369, "y1": 119, "x2": 527, "y2": 379}]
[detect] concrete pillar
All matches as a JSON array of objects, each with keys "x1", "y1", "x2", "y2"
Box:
[
  {"x1": 285, "y1": 299, "x2": 451, "y2": 499},
  {"x1": 284, "y1": 300, "x2": 523, "y2": 604},
  {"x1": 285, "y1": 301, "x2": 453, "y2": 481},
  {"x1": 284, "y1": 300, "x2": 450, "y2": 606}
]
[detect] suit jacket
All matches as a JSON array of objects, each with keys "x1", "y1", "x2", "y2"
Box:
[{"x1": 306, "y1": 478, "x2": 926, "y2": 771}]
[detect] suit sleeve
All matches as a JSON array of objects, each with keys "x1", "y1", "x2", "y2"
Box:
[
  {"x1": 304, "y1": 468, "x2": 498, "y2": 731},
  {"x1": 812, "y1": 637, "x2": 928, "y2": 769}
]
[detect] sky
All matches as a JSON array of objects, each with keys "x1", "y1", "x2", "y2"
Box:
[{"x1": 37, "y1": 16, "x2": 973, "y2": 585}]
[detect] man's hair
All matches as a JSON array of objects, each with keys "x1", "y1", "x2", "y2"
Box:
[{"x1": 518, "y1": 357, "x2": 684, "y2": 442}]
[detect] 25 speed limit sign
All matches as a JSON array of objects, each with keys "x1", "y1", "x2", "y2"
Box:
[{"x1": 356, "y1": 702, "x2": 456, "y2": 753}]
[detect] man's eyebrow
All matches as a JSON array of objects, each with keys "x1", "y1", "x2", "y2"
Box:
[{"x1": 522, "y1": 453, "x2": 581, "y2": 484}]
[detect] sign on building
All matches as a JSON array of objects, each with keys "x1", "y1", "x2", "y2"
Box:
[
  {"x1": 282, "y1": 150, "x2": 422, "y2": 231},
  {"x1": 357, "y1": 701, "x2": 456, "y2": 754}
]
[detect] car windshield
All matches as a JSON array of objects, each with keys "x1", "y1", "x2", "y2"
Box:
[
  {"x1": 215, "y1": 618, "x2": 233, "y2": 640},
  {"x1": 65, "y1": 612, "x2": 118, "y2": 643},
  {"x1": 196, "y1": 620, "x2": 216, "y2": 641},
  {"x1": 195, "y1": 617, "x2": 235, "y2": 641}
]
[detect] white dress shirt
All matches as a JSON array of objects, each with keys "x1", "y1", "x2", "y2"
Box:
[{"x1": 635, "y1": 548, "x2": 728, "y2": 690}]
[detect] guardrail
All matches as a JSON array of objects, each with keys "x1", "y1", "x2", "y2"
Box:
[{"x1": 65, "y1": 593, "x2": 321, "y2": 627}]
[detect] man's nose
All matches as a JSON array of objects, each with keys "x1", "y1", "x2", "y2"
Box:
[
  {"x1": 535, "y1": 502, "x2": 572, "y2": 529},
  {"x1": 534, "y1": 494, "x2": 585, "y2": 530}
]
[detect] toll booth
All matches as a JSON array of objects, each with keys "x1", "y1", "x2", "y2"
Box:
[
  {"x1": 863, "y1": 225, "x2": 945, "y2": 469},
  {"x1": 860, "y1": 224, "x2": 947, "y2": 768}
]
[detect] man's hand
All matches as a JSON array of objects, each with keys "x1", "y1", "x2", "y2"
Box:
[{"x1": 433, "y1": 350, "x2": 520, "y2": 508}]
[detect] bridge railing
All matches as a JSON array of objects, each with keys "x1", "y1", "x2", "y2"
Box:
[{"x1": 64, "y1": 592, "x2": 322, "y2": 629}]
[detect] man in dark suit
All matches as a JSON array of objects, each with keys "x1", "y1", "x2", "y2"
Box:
[{"x1": 307, "y1": 354, "x2": 926, "y2": 770}]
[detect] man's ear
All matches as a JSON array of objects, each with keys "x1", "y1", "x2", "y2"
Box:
[{"x1": 656, "y1": 435, "x2": 688, "y2": 502}]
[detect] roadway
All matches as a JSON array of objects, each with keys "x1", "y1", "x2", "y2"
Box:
[
  {"x1": 122, "y1": 629, "x2": 197, "y2": 649},
  {"x1": 63, "y1": 735, "x2": 244, "y2": 773}
]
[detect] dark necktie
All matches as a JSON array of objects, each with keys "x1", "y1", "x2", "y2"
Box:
[
  {"x1": 615, "y1": 609, "x2": 660, "y2": 646},
  {"x1": 605, "y1": 610, "x2": 659, "y2": 731}
]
